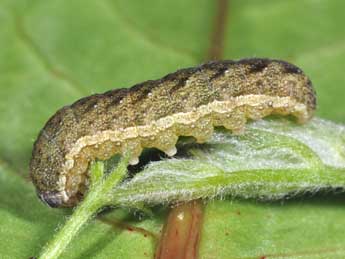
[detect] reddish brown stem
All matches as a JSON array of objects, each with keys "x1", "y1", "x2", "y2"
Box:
[
  {"x1": 98, "y1": 217, "x2": 159, "y2": 240},
  {"x1": 207, "y1": 0, "x2": 230, "y2": 60},
  {"x1": 155, "y1": 201, "x2": 204, "y2": 259}
]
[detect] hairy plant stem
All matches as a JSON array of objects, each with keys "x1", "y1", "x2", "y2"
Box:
[{"x1": 38, "y1": 156, "x2": 129, "y2": 259}]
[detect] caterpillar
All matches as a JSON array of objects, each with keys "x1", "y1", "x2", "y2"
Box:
[{"x1": 30, "y1": 58, "x2": 316, "y2": 207}]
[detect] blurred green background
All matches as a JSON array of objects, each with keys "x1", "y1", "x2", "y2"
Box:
[{"x1": 0, "y1": 0, "x2": 344, "y2": 258}]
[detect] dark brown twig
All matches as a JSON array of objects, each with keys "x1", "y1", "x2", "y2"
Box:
[{"x1": 207, "y1": 0, "x2": 230, "y2": 60}]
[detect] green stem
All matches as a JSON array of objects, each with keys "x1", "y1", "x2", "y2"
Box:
[
  {"x1": 109, "y1": 166, "x2": 345, "y2": 206},
  {"x1": 39, "y1": 156, "x2": 129, "y2": 259}
]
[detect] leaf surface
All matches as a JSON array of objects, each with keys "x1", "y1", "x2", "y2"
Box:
[{"x1": 0, "y1": 1, "x2": 344, "y2": 258}]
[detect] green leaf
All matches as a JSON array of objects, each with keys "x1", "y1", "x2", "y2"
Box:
[
  {"x1": 111, "y1": 118, "x2": 345, "y2": 207},
  {"x1": 0, "y1": 0, "x2": 345, "y2": 258}
]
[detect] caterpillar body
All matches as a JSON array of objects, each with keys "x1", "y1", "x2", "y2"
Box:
[{"x1": 30, "y1": 58, "x2": 316, "y2": 207}]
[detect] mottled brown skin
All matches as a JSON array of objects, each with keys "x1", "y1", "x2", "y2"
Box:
[{"x1": 30, "y1": 58, "x2": 316, "y2": 207}]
